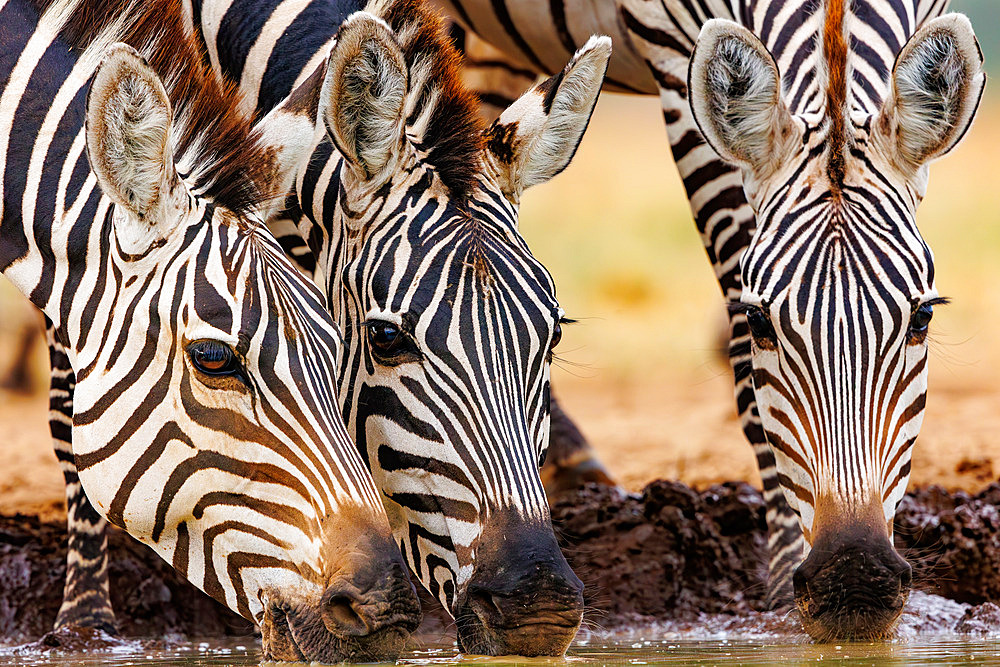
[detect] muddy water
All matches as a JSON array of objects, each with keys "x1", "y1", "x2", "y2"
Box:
[
  {"x1": 4, "y1": 594, "x2": 999, "y2": 667},
  {"x1": 3, "y1": 635, "x2": 1000, "y2": 666}
]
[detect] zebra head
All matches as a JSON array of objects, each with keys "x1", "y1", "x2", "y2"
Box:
[
  {"x1": 17, "y1": 2, "x2": 424, "y2": 658},
  {"x1": 688, "y1": 11, "x2": 984, "y2": 640},
  {"x1": 259, "y1": 2, "x2": 611, "y2": 655}
]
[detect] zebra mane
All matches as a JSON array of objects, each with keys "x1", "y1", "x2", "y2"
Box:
[
  {"x1": 822, "y1": 0, "x2": 848, "y2": 193},
  {"x1": 365, "y1": 0, "x2": 485, "y2": 200},
  {"x1": 30, "y1": 0, "x2": 276, "y2": 219}
]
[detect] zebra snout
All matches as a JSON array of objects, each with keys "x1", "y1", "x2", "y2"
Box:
[
  {"x1": 259, "y1": 553, "x2": 420, "y2": 663},
  {"x1": 793, "y1": 529, "x2": 911, "y2": 642},
  {"x1": 454, "y1": 519, "x2": 584, "y2": 656}
]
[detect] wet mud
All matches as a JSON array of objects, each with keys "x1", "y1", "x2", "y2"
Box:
[
  {"x1": 3, "y1": 481, "x2": 1000, "y2": 645},
  {"x1": 0, "y1": 514, "x2": 253, "y2": 645}
]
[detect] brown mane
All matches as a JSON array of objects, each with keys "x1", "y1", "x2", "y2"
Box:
[
  {"x1": 369, "y1": 0, "x2": 485, "y2": 200},
  {"x1": 823, "y1": 0, "x2": 848, "y2": 194},
  {"x1": 31, "y1": 0, "x2": 275, "y2": 218}
]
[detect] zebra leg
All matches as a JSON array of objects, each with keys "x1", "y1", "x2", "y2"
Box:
[
  {"x1": 46, "y1": 319, "x2": 117, "y2": 634},
  {"x1": 619, "y1": 2, "x2": 804, "y2": 608},
  {"x1": 727, "y1": 312, "x2": 803, "y2": 609},
  {"x1": 540, "y1": 388, "x2": 616, "y2": 498}
]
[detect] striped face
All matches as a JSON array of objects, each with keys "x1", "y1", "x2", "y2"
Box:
[
  {"x1": 71, "y1": 199, "x2": 404, "y2": 627},
  {"x1": 690, "y1": 11, "x2": 984, "y2": 640},
  {"x1": 260, "y1": 6, "x2": 611, "y2": 655},
  {"x1": 0, "y1": 2, "x2": 420, "y2": 658},
  {"x1": 335, "y1": 172, "x2": 561, "y2": 596},
  {"x1": 736, "y1": 129, "x2": 936, "y2": 539}
]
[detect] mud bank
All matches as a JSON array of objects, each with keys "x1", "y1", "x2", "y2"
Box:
[
  {"x1": 549, "y1": 481, "x2": 1000, "y2": 628},
  {"x1": 0, "y1": 514, "x2": 254, "y2": 645},
  {"x1": 3, "y1": 481, "x2": 1000, "y2": 644}
]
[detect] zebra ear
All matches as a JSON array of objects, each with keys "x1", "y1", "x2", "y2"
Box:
[
  {"x1": 321, "y1": 12, "x2": 408, "y2": 182},
  {"x1": 86, "y1": 44, "x2": 183, "y2": 250},
  {"x1": 483, "y1": 35, "x2": 611, "y2": 203},
  {"x1": 876, "y1": 14, "x2": 985, "y2": 171},
  {"x1": 688, "y1": 20, "x2": 794, "y2": 174}
]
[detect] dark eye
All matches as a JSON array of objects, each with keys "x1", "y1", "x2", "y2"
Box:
[
  {"x1": 746, "y1": 306, "x2": 776, "y2": 342},
  {"x1": 369, "y1": 321, "x2": 401, "y2": 353},
  {"x1": 187, "y1": 340, "x2": 240, "y2": 376},
  {"x1": 366, "y1": 320, "x2": 420, "y2": 364},
  {"x1": 551, "y1": 323, "x2": 562, "y2": 350},
  {"x1": 910, "y1": 303, "x2": 934, "y2": 334}
]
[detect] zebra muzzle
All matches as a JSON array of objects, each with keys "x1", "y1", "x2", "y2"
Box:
[{"x1": 793, "y1": 527, "x2": 912, "y2": 642}]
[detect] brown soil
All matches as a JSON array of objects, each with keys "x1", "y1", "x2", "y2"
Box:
[
  {"x1": 0, "y1": 513, "x2": 254, "y2": 645},
  {"x1": 5, "y1": 481, "x2": 1000, "y2": 645}
]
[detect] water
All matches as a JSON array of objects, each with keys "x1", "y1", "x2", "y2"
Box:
[
  {"x1": 3, "y1": 594, "x2": 998, "y2": 666},
  {"x1": 3, "y1": 635, "x2": 1000, "y2": 666}
]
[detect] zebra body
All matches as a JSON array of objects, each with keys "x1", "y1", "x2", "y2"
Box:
[
  {"x1": 1, "y1": 0, "x2": 424, "y2": 660},
  {"x1": 436, "y1": 0, "x2": 984, "y2": 637}
]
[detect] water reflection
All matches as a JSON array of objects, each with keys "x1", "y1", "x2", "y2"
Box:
[
  {"x1": 3, "y1": 636, "x2": 1000, "y2": 666},
  {"x1": 2, "y1": 593, "x2": 996, "y2": 666}
]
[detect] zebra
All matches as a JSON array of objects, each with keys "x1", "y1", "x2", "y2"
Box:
[
  {"x1": 435, "y1": 0, "x2": 985, "y2": 639},
  {"x1": 1, "y1": 0, "x2": 424, "y2": 660},
  {"x1": 190, "y1": 0, "x2": 616, "y2": 655},
  {"x1": 31, "y1": 0, "x2": 614, "y2": 656}
]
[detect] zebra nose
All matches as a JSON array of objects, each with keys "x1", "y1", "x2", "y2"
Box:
[
  {"x1": 454, "y1": 517, "x2": 584, "y2": 655},
  {"x1": 319, "y1": 551, "x2": 422, "y2": 639},
  {"x1": 793, "y1": 526, "x2": 911, "y2": 640},
  {"x1": 465, "y1": 586, "x2": 504, "y2": 627}
]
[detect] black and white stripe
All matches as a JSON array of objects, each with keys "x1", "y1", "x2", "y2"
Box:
[
  {"x1": 1, "y1": 0, "x2": 422, "y2": 660},
  {"x1": 432, "y1": 0, "x2": 982, "y2": 622},
  {"x1": 190, "y1": 0, "x2": 613, "y2": 654}
]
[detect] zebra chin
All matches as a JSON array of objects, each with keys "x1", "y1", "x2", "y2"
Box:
[
  {"x1": 793, "y1": 523, "x2": 912, "y2": 642},
  {"x1": 258, "y1": 552, "x2": 422, "y2": 663}
]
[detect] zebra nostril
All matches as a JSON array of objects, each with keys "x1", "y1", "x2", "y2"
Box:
[
  {"x1": 322, "y1": 593, "x2": 369, "y2": 636},
  {"x1": 792, "y1": 568, "x2": 808, "y2": 600},
  {"x1": 468, "y1": 589, "x2": 505, "y2": 625},
  {"x1": 898, "y1": 563, "x2": 912, "y2": 591}
]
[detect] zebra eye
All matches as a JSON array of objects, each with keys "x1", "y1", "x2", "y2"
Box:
[
  {"x1": 187, "y1": 340, "x2": 239, "y2": 376},
  {"x1": 365, "y1": 320, "x2": 420, "y2": 364},
  {"x1": 369, "y1": 322, "x2": 401, "y2": 353},
  {"x1": 551, "y1": 323, "x2": 562, "y2": 350},
  {"x1": 910, "y1": 303, "x2": 934, "y2": 334},
  {"x1": 746, "y1": 306, "x2": 776, "y2": 342}
]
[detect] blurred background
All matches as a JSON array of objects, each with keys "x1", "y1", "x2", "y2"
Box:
[
  {"x1": 519, "y1": 0, "x2": 1000, "y2": 491},
  {"x1": 2, "y1": 1, "x2": 998, "y2": 516}
]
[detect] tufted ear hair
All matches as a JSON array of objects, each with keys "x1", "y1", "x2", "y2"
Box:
[
  {"x1": 876, "y1": 14, "x2": 985, "y2": 172},
  {"x1": 86, "y1": 43, "x2": 185, "y2": 254},
  {"x1": 320, "y1": 11, "x2": 408, "y2": 184},
  {"x1": 688, "y1": 19, "x2": 796, "y2": 176},
  {"x1": 482, "y1": 35, "x2": 611, "y2": 203}
]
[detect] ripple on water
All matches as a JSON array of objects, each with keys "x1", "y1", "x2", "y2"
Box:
[{"x1": 3, "y1": 592, "x2": 999, "y2": 666}]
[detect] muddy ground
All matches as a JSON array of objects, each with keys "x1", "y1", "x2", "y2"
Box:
[{"x1": 4, "y1": 481, "x2": 1000, "y2": 645}]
